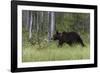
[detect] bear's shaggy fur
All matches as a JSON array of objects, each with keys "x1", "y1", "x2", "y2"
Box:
[{"x1": 53, "y1": 31, "x2": 85, "y2": 47}]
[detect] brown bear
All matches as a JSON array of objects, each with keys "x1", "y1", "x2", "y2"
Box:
[{"x1": 53, "y1": 31, "x2": 85, "y2": 47}]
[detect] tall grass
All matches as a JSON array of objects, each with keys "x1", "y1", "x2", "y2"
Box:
[{"x1": 22, "y1": 40, "x2": 90, "y2": 62}]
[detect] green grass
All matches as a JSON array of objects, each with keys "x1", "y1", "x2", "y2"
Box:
[
  {"x1": 22, "y1": 29, "x2": 90, "y2": 62},
  {"x1": 22, "y1": 41, "x2": 90, "y2": 62}
]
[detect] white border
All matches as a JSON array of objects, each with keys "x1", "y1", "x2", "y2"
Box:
[{"x1": 17, "y1": 5, "x2": 94, "y2": 68}]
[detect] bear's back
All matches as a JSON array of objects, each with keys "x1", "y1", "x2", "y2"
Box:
[{"x1": 62, "y1": 31, "x2": 80, "y2": 41}]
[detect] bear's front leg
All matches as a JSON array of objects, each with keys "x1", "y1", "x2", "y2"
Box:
[{"x1": 58, "y1": 40, "x2": 63, "y2": 47}]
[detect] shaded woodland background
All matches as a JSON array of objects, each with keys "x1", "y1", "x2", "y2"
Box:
[{"x1": 22, "y1": 10, "x2": 90, "y2": 62}]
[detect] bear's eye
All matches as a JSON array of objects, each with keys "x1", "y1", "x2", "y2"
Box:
[{"x1": 60, "y1": 33, "x2": 62, "y2": 37}]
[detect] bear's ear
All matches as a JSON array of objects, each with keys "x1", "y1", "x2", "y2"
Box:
[{"x1": 56, "y1": 31, "x2": 59, "y2": 34}]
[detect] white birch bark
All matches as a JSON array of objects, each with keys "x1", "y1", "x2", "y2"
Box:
[
  {"x1": 50, "y1": 12, "x2": 55, "y2": 38},
  {"x1": 48, "y1": 12, "x2": 51, "y2": 42},
  {"x1": 29, "y1": 11, "x2": 33, "y2": 39}
]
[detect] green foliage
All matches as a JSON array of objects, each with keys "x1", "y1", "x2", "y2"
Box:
[
  {"x1": 22, "y1": 27, "x2": 48, "y2": 49},
  {"x1": 55, "y1": 12, "x2": 90, "y2": 34}
]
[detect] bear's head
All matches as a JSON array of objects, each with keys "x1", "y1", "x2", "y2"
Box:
[{"x1": 53, "y1": 31, "x2": 62, "y2": 40}]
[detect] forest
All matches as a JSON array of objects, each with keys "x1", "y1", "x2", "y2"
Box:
[{"x1": 22, "y1": 10, "x2": 90, "y2": 62}]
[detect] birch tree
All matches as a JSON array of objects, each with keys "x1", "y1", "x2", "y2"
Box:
[
  {"x1": 50, "y1": 12, "x2": 55, "y2": 38},
  {"x1": 29, "y1": 11, "x2": 33, "y2": 40},
  {"x1": 48, "y1": 12, "x2": 51, "y2": 42},
  {"x1": 48, "y1": 12, "x2": 55, "y2": 42}
]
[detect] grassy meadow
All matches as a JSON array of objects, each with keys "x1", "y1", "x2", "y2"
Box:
[{"x1": 22, "y1": 30, "x2": 90, "y2": 62}]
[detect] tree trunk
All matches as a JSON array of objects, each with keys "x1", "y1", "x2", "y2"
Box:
[
  {"x1": 29, "y1": 11, "x2": 33, "y2": 39},
  {"x1": 48, "y1": 12, "x2": 51, "y2": 42},
  {"x1": 50, "y1": 12, "x2": 55, "y2": 38},
  {"x1": 48, "y1": 12, "x2": 55, "y2": 42}
]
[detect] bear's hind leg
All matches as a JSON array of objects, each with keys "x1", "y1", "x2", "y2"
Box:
[
  {"x1": 67, "y1": 42, "x2": 72, "y2": 46},
  {"x1": 78, "y1": 38, "x2": 85, "y2": 47}
]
